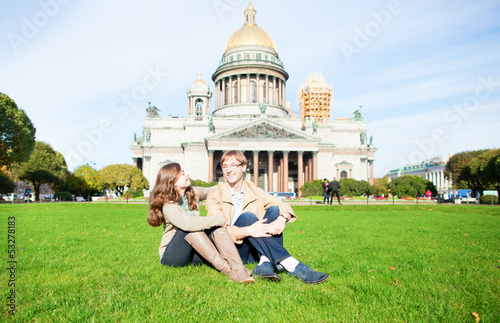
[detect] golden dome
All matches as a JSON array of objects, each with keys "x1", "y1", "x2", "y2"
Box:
[
  {"x1": 224, "y1": 3, "x2": 277, "y2": 52},
  {"x1": 193, "y1": 72, "x2": 206, "y2": 85}
]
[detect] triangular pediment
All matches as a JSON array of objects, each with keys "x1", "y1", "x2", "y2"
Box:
[{"x1": 206, "y1": 118, "x2": 320, "y2": 142}]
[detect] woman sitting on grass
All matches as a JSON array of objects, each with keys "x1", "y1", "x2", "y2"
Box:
[{"x1": 147, "y1": 163, "x2": 254, "y2": 284}]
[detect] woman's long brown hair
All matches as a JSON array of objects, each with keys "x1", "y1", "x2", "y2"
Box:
[{"x1": 147, "y1": 163, "x2": 197, "y2": 227}]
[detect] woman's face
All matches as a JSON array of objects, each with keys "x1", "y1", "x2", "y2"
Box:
[{"x1": 174, "y1": 169, "x2": 191, "y2": 192}]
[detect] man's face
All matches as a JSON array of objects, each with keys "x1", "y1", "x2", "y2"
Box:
[{"x1": 222, "y1": 156, "x2": 246, "y2": 186}]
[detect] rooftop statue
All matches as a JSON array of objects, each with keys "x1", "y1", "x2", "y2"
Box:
[
  {"x1": 146, "y1": 102, "x2": 160, "y2": 117},
  {"x1": 351, "y1": 106, "x2": 364, "y2": 121}
]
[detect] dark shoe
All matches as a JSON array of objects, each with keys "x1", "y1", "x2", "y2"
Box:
[
  {"x1": 253, "y1": 262, "x2": 281, "y2": 282},
  {"x1": 288, "y1": 262, "x2": 329, "y2": 284}
]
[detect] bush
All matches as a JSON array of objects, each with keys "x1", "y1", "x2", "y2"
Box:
[
  {"x1": 299, "y1": 179, "x2": 323, "y2": 197},
  {"x1": 480, "y1": 195, "x2": 498, "y2": 204},
  {"x1": 123, "y1": 189, "x2": 144, "y2": 198},
  {"x1": 190, "y1": 179, "x2": 218, "y2": 187},
  {"x1": 54, "y1": 191, "x2": 72, "y2": 201}
]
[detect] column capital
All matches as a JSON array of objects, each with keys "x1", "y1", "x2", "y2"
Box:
[
  {"x1": 282, "y1": 151, "x2": 289, "y2": 157},
  {"x1": 268, "y1": 150, "x2": 275, "y2": 156},
  {"x1": 313, "y1": 151, "x2": 318, "y2": 157},
  {"x1": 253, "y1": 150, "x2": 260, "y2": 155},
  {"x1": 208, "y1": 150, "x2": 214, "y2": 156},
  {"x1": 297, "y1": 151, "x2": 304, "y2": 156}
]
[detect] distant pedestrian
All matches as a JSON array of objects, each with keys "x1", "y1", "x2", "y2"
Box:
[
  {"x1": 425, "y1": 190, "x2": 432, "y2": 198},
  {"x1": 329, "y1": 178, "x2": 341, "y2": 205},
  {"x1": 322, "y1": 179, "x2": 330, "y2": 204}
]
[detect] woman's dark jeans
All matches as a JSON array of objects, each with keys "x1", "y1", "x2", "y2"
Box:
[{"x1": 160, "y1": 227, "x2": 218, "y2": 267}]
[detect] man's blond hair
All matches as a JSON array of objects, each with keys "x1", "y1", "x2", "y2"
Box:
[{"x1": 221, "y1": 150, "x2": 247, "y2": 166}]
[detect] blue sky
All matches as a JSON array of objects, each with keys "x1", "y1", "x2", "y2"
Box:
[{"x1": 1, "y1": 0, "x2": 499, "y2": 178}]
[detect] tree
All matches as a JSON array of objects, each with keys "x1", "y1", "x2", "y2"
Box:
[
  {"x1": 0, "y1": 167, "x2": 15, "y2": 194},
  {"x1": 338, "y1": 178, "x2": 373, "y2": 197},
  {"x1": 100, "y1": 164, "x2": 149, "y2": 196},
  {"x1": 299, "y1": 179, "x2": 323, "y2": 197},
  {"x1": 372, "y1": 176, "x2": 389, "y2": 197},
  {"x1": 0, "y1": 93, "x2": 36, "y2": 167},
  {"x1": 445, "y1": 150, "x2": 487, "y2": 194},
  {"x1": 13, "y1": 141, "x2": 68, "y2": 201},
  {"x1": 470, "y1": 148, "x2": 500, "y2": 200},
  {"x1": 70, "y1": 165, "x2": 103, "y2": 196},
  {"x1": 388, "y1": 175, "x2": 427, "y2": 198}
]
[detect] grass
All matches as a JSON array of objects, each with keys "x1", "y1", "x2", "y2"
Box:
[{"x1": 1, "y1": 203, "x2": 499, "y2": 322}]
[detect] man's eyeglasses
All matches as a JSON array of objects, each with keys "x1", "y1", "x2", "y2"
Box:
[{"x1": 222, "y1": 163, "x2": 242, "y2": 170}]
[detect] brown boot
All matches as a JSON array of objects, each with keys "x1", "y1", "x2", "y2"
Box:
[
  {"x1": 211, "y1": 228, "x2": 255, "y2": 284},
  {"x1": 184, "y1": 231, "x2": 230, "y2": 275}
]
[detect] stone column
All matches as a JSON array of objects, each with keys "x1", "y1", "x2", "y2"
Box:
[
  {"x1": 221, "y1": 78, "x2": 226, "y2": 106},
  {"x1": 369, "y1": 160, "x2": 374, "y2": 185},
  {"x1": 228, "y1": 76, "x2": 233, "y2": 104},
  {"x1": 313, "y1": 152, "x2": 318, "y2": 180},
  {"x1": 283, "y1": 151, "x2": 289, "y2": 192},
  {"x1": 265, "y1": 75, "x2": 269, "y2": 104},
  {"x1": 208, "y1": 150, "x2": 214, "y2": 182},
  {"x1": 268, "y1": 151, "x2": 274, "y2": 192},
  {"x1": 215, "y1": 81, "x2": 219, "y2": 108},
  {"x1": 256, "y1": 74, "x2": 260, "y2": 103},
  {"x1": 253, "y1": 150, "x2": 259, "y2": 186},
  {"x1": 237, "y1": 75, "x2": 241, "y2": 104},
  {"x1": 283, "y1": 80, "x2": 286, "y2": 107},
  {"x1": 297, "y1": 151, "x2": 304, "y2": 196},
  {"x1": 273, "y1": 77, "x2": 276, "y2": 105},
  {"x1": 246, "y1": 74, "x2": 250, "y2": 103}
]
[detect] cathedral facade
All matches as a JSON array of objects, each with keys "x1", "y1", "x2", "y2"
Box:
[{"x1": 131, "y1": 3, "x2": 376, "y2": 196}]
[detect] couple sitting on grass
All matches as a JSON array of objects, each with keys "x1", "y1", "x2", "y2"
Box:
[{"x1": 147, "y1": 150, "x2": 329, "y2": 285}]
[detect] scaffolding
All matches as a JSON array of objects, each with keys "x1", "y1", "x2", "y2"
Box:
[{"x1": 297, "y1": 71, "x2": 333, "y2": 124}]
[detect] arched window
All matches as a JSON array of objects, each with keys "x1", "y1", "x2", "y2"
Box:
[
  {"x1": 249, "y1": 81, "x2": 256, "y2": 103},
  {"x1": 195, "y1": 99, "x2": 203, "y2": 116},
  {"x1": 340, "y1": 171, "x2": 348, "y2": 179}
]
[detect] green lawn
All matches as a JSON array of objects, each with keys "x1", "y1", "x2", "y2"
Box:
[{"x1": 1, "y1": 203, "x2": 499, "y2": 322}]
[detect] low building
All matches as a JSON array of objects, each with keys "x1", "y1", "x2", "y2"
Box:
[{"x1": 387, "y1": 155, "x2": 453, "y2": 192}]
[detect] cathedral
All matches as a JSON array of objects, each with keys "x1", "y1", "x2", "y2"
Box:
[{"x1": 131, "y1": 3, "x2": 376, "y2": 197}]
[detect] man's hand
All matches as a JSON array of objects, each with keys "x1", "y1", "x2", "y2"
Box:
[
  {"x1": 268, "y1": 215, "x2": 286, "y2": 235},
  {"x1": 245, "y1": 219, "x2": 272, "y2": 238}
]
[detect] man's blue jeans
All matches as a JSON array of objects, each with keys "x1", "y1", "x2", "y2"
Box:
[{"x1": 233, "y1": 206, "x2": 291, "y2": 270}]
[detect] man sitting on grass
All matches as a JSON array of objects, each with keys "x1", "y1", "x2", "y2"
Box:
[{"x1": 206, "y1": 150, "x2": 329, "y2": 284}]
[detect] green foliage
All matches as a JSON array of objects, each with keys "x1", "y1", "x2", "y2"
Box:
[
  {"x1": 445, "y1": 149, "x2": 487, "y2": 192},
  {"x1": 480, "y1": 194, "x2": 498, "y2": 204},
  {"x1": 100, "y1": 164, "x2": 149, "y2": 196},
  {"x1": 339, "y1": 178, "x2": 373, "y2": 197},
  {"x1": 1, "y1": 204, "x2": 499, "y2": 321},
  {"x1": 13, "y1": 141, "x2": 68, "y2": 201},
  {"x1": 471, "y1": 149, "x2": 500, "y2": 197},
  {"x1": 70, "y1": 165, "x2": 103, "y2": 196},
  {"x1": 299, "y1": 179, "x2": 323, "y2": 197},
  {"x1": 0, "y1": 92, "x2": 36, "y2": 167},
  {"x1": 54, "y1": 191, "x2": 72, "y2": 201},
  {"x1": 388, "y1": 175, "x2": 427, "y2": 198},
  {"x1": 0, "y1": 169, "x2": 15, "y2": 194},
  {"x1": 190, "y1": 179, "x2": 217, "y2": 187},
  {"x1": 372, "y1": 176, "x2": 389, "y2": 196},
  {"x1": 123, "y1": 188, "x2": 144, "y2": 198}
]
